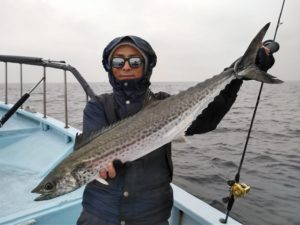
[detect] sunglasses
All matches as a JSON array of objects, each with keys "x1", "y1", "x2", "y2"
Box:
[{"x1": 111, "y1": 57, "x2": 144, "y2": 69}]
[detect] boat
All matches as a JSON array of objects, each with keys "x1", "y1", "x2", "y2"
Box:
[{"x1": 0, "y1": 55, "x2": 242, "y2": 225}]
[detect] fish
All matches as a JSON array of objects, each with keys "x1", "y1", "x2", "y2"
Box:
[{"x1": 31, "y1": 23, "x2": 283, "y2": 201}]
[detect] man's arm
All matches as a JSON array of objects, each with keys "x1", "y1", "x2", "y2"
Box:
[
  {"x1": 185, "y1": 79, "x2": 242, "y2": 135},
  {"x1": 82, "y1": 101, "x2": 108, "y2": 136}
]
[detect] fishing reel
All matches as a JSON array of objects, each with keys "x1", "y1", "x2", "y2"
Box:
[{"x1": 222, "y1": 180, "x2": 250, "y2": 203}]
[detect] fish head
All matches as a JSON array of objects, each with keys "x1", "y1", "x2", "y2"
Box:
[{"x1": 31, "y1": 170, "x2": 80, "y2": 201}]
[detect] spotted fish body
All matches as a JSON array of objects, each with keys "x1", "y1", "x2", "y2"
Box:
[{"x1": 32, "y1": 23, "x2": 282, "y2": 201}]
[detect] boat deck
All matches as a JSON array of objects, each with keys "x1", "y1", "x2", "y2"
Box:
[
  {"x1": 0, "y1": 103, "x2": 78, "y2": 175},
  {"x1": 0, "y1": 103, "x2": 83, "y2": 225}
]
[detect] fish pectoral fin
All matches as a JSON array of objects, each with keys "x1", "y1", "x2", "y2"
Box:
[{"x1": 95, "y1": 177, "x2": 109, "y2": 185}]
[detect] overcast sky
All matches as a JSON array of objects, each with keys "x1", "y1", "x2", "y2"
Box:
[{"x1": 0, "y1": 0, "x2": 299, "y2": 83}]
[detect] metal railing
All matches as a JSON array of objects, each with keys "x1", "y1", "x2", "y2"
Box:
[{"x1": 0, "y1": 55, "x2": 97, "y2": 128}]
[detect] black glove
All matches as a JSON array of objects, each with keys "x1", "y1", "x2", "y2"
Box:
[
  {"x1": 255, "y1": 40, "x2": 279, "y2": 72},
  {"x1": 113, "y1": 159, "x2": 124, "y2": 173},
  {"x1": 255, "y1": 48, "x2": 274, "y2": 72}
]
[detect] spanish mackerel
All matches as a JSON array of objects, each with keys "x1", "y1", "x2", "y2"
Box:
[{"x1": 32, "y1": 23, "x2": 282, "y2": 201}]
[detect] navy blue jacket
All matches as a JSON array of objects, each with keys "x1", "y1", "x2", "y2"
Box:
[{"x1": 81, "y1": 90, "x2": 173, "y2": 225}]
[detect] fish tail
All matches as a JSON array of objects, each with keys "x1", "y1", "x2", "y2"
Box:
[{"x1": 234, "y1": 23, "x2": 283, "y2": 84}]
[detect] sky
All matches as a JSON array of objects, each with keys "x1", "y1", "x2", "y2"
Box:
[{"x1": 0, "y1": 0, "x2": 299, "y2": 83}]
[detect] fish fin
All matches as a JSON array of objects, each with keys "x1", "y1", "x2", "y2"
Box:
[
  {"x1": 73, "y1": 129, "x2": 105, "y2": 151},
  {"x1": 173, "y1": 134, "x2": 189, "y2": 143},
  {"x1": 238, "y1": 65, "x2": 283, "y2": 84},
  {"x1": 95, "y1": 177, "x2": 109, "y2": 185},
  {"x1": 73, "y1": 132, "x2": 85, "y2": 151},
  {"x1": 72, "y1": 161, "x2": 110, "y2": 186},
  {"x1": 234, "y1": 23, "x2": 283, "y2": 84},
  {"x1": 239, "y1": 23, "x2": 270, "y2": 68}
]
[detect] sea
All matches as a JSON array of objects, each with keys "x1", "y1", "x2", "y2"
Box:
[{"x1": 1, "y1": 80, "x2": 299, "y2": 225}]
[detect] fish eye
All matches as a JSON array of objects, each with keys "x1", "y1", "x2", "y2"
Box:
[{"x1": 44, "y1": 182, "x2": 54, "y2": 190}]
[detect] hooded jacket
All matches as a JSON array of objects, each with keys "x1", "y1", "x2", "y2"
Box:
[{"x1": 101, "y1": 36, "x2": 157, "y2": 119}]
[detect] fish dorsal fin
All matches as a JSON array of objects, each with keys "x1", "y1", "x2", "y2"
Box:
[
  {"x1": 95, "y1": 177, "x2": 109, "y2": 185},
  {"x1": 74, "y1": 133, "x2": 86, "y2": 151},
  {"x1": 237, "y1": 23, "x2": 270, "y2": 71},
  {"x1": 73, "y1": 130, "x2": 104, "y2": 151},
  {"x1": 73, "y1": 117, "x2": 132, "y2": 151}
]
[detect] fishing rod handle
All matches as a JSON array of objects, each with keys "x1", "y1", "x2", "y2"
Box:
[{"x1": 0, "y1": 93, "x2": 30, "y2": 127}]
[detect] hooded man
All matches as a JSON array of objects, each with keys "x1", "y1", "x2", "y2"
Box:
[
  {"x1": 78, "y1": 36, "x2": 173, "y2": 225},
  {"x1": 77, "y1": 36, "x2": 278, "y2": 225}
]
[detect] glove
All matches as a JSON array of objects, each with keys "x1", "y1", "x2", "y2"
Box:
[
  {"x1": 113, "y1": 159, "x2": 124, "y2": 173},
  {"x1": 255, "y1": 40, "x2": 279, "y2": 72}
]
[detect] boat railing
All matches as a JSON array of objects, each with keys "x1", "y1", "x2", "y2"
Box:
[{"x1": 0, "y1": 55, "x2": 97, "y2": 128}]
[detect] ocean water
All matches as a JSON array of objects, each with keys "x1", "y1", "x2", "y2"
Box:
[{"x1": 1, "y1": 80, "x2": 299, "y2": 225}]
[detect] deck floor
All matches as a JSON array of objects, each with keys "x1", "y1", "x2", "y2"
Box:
[{"x1": 0, "y1": 104, "x2": 83, "y2": 223}]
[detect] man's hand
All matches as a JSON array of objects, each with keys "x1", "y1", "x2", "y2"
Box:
[
  {"x1": 255, "y1": 40, "x2": 279, "y2": 72},
  {"x1": 261, "y1": 45, "x2": 271, "y2": 55},
  {"x1": 99, "y1": 162, "x2": 116, "y2": 179},
  {"x1": 98, "y1": 160, "x2": 123, "y2": 179}
]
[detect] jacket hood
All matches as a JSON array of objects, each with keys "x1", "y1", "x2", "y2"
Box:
[
  {"x1": 102, "y1": 35, "x2": 157, "y2": 85},
  {"x1": 101, "y1": 35, "x2": 157, "y2": 116}
]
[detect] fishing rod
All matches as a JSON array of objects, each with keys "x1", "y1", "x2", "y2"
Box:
[
  {"x1": 220, "y1": 0, "x2": 286, "y2": 223},
  {"x1": 0, "y1": 77, "x2": 44, "y2": 128}
]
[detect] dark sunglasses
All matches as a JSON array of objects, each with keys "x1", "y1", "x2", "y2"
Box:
[{"x1": 111, "y1": 57, "x2": 144, "y2": 69}]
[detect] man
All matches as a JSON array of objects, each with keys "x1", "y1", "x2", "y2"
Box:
[{"x1": 77, "y1": 35, "x2": 277, "y2": 225}]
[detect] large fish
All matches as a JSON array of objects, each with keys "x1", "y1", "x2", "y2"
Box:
[{"x1": 32, "y1": 23, "x2": 282, "y2": 201}]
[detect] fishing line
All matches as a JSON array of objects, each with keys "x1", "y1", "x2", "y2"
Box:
[{"x1": 220, "y1": 0, "x2": 286, "y2": 223}]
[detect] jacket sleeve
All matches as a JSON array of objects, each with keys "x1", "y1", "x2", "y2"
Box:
[
  {"x1": 82, "y1": 100, "x2": 108, "y2": 137},
  {"x1": 185, "y1": 79, "x2": 243, "y2": 135}
]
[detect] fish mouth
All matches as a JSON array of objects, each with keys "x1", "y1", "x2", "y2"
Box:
[
  {"x1": 34, "y1": 193, "x2": 57, "y2": 201},
  {"x1": 31, "y1": 187, "x2": 58, "y2": 201}
]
